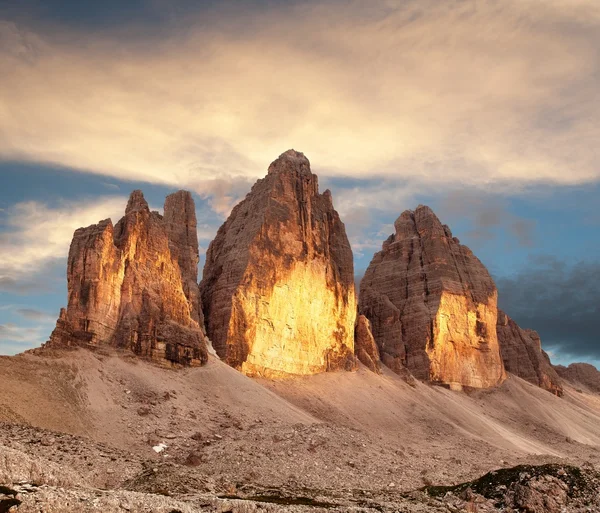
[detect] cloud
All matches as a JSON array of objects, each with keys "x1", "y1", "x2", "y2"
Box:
[
  {"x1": 0, "y1": 302, "x2": 60, "y2": 355},
  {"x1": 0, "y1": 0, "x2": 599, "y2": 206},
  {"x1": 15, "y1": 308, "x2": 54, "y2": 321},
  {"x1": 330, "y1": 179, "x2": 419, "y2": 257},
  {"x1": 438, "y1": 190, "x2": 536, "y2": 248},
  {"x1": 197, "y1": 222, "x2": 221, "y2": 257},
  {"x1": 0, "y1": 196, "x2": 126, "y2": 286},
  {"x1": 496, "y1": 256, "x2": 600, "y2": 362},
  {"x1": 0, "y1": 276, "x2": 41, "y2": 294},
  {"x1": 191, "y1": 175, "x2": 257, "y2": 217},
  {"x1": 0, "y1": 322, "x2": 51, "y2": 355}
]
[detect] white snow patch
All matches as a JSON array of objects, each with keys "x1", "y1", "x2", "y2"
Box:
[{"x1": 152, "y1": 443, "x2": 168, "y2": 453}]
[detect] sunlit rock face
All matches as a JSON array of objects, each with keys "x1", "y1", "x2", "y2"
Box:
[
  {"x1": 200, "y1": 150, "x2": 356, "y2": 377},
  {"x1": 46, "y1": 190, "x2": 208, "y2": 366},
  {"x1": 497, "y1": 310, "x2": 563, "y2": 396},
  {"x1": 359, "y1": 205, "x2": 506, "y2": 389}
]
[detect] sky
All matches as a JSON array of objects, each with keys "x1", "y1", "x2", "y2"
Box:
[{"x1": 0, "y1": 0, "x2": 598, "y2": 367}]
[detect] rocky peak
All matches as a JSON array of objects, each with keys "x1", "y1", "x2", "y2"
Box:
[
  {"x1": 45, "y1": 190, "x2": 208, "y2": 366},
  {"x1": 359, "y1": 204, "x2": 505, "y2": 389},
  {"x1": 268, "y1": 149, "x2": 311, "y2": 176},
  {"x1": 555, "y1": 363, "x2": 600, "y2": 393},
  {"x1": 125, "y1": 189, "x2": 149, "y2": 214},
  {"x1": 497, "y1": 310, "x2": 563, "y2": 396},
  {"x1": 163, "y1": 190, "x2": 203, "y2": 327},
  {"x1": 200, "y1": 150, "x2": 356, "y2": 377}
]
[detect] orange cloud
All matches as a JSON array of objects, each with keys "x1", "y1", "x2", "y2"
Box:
[{"x1": 0, "y1": 0, "x2": 599, "y2": 201}]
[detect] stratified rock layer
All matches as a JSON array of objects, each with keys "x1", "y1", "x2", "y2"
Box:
[
  {"x1": 359, "y1": 205, "x2": 506, "y2": 389},
  {"x1": 46, "y1": 190, "x2": 208, "y2": 366},
  {"x1": 355, "y1": 315, "x2": 381, "y2": 373},
  {"x1": 555, "y1": 363, "x2": 600, "y2": 394},
  {"x1": 200, "y1": 150, "x2": 356, "y2": 377},
  {"x1": 497, "y1": 310, "x2": 563, "y2": 396}
]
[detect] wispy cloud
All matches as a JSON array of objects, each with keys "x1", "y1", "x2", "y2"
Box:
[
  {"x1": 0, "y1": 0, "x2": 598, "y2": 205},
  {"x1": 0, "y1": 303, "x2": 57, "y2": 354},
  {"x1": 15, "y1": 308, "x2": 55, "y2": 322},
  {"x1": 438, "y1": 190, "x2": 537, "y2": 248},
  {"x1": 0, "y1": 196, "x2": 126, "y2": 285},
  {"x1": 0, "y1": 322, "x2": 51, "y2": 355}
]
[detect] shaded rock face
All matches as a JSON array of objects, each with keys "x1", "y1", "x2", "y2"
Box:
[
  {"x1": 359, "y1": 205, "x2": 506, "y2": 389},
  {"x1": 46, "y1": 190, "x2": 208, "y2": 366},
  {"x1": 200, "y1": 150, "x2": 356, "y2": 377},
  {"x1": 555, "y1": 363, "x2": 600, "y2": 393},
  {"x1": 497, "y1": 310, "x2": 563, "y2": 396},
  {"x1": 354, "y1": 315, "x2": 381, "y2": 373}
]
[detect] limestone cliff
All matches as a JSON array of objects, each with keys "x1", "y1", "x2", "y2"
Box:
[
  {"x1": 359, "y1": 205, "x2": 506, "y2": 389},
  {"x1": 497, "y1": 310, "x2": 563, "y2": 396},
  {"x1": 200, "y1": 150, "x2": 356, "y2": 377},
  {"x1": 46, "y1": 190, "x2": 208, "y2": 366}
]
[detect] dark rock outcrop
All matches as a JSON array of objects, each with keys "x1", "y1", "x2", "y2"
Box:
[
  {"x1": 355, "y1": 315, "x2": 381, "y2": 373},
  {"x1": 555, "y1": 363, "x2": 600, "y2": 393},
  {"x1": 497, "y1": 310, "x2": 563, "y2": 396},
  {"x1": 359, "y1": 205, "x2": 506, "y2": 389},
  {"x1": 46, "y1": 190, "x2": 208, "y2": 366},
  {"x1": 200, "y1": 150, "x2": 356, "y2": 377},
  {"x1": 425, "y1": 464, "x2": 600, "y2": 513}
]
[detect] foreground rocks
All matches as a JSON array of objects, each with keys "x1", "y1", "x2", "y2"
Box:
[
  {"x1": 424, "y1": 463, "x2": 600, "y2": 513},
  {"x1": 45, "y1": 190, "x2": 208, "y2": 366},
  {"x1": 200, "y1": 150, "x2": 356, "y2": 377},
  {"x1": 3, "y1": 345, "x2": 600, "y2": 513},
  {"x1": 359, "y1": 205, "x2": 506, "y2": 389},
  {"x1": 497, "y1": 310, "x2": 563, "y2": 396},
  {"x1": 3, "y1": 435, "x2": 599, "y2": 512}
]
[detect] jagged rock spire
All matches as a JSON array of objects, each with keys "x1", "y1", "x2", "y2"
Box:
[
  {"x1": 46, "y1": 190, "x2": 208, "y2": 366},
  {"x1": 200, "y1": 150, "x2": 356, "y2": 377}
]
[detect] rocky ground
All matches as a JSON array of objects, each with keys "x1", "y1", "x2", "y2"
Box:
[{"x1": 1, "y1": 348, "x2": 600, "y2": 511}]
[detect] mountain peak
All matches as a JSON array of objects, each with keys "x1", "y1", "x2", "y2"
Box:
[
  {"x1": 267, "y1": 149, "x2": 311, "y2": 176},
  {"x1": 125, "y1": 189, "x2": 149, "y2": 214}
]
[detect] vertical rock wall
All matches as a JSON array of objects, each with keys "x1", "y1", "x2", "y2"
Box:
[
  {"x1": 359, "y1": 205, "x2": 506, "y2": 389},
  {"x1": 200, "y1": 150, "x2": 356, "y2": 377},
  {"x1": 46, "y1": 190, "x2": 208, "y2": 366}
]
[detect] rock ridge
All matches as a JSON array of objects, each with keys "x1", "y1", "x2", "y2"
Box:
[
  {"x1": 555, "y1": 363, "x2": 600, "y2": 393},
  {"x1": 497, "y1": 310, "x2": 563, "y2": 396}
]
